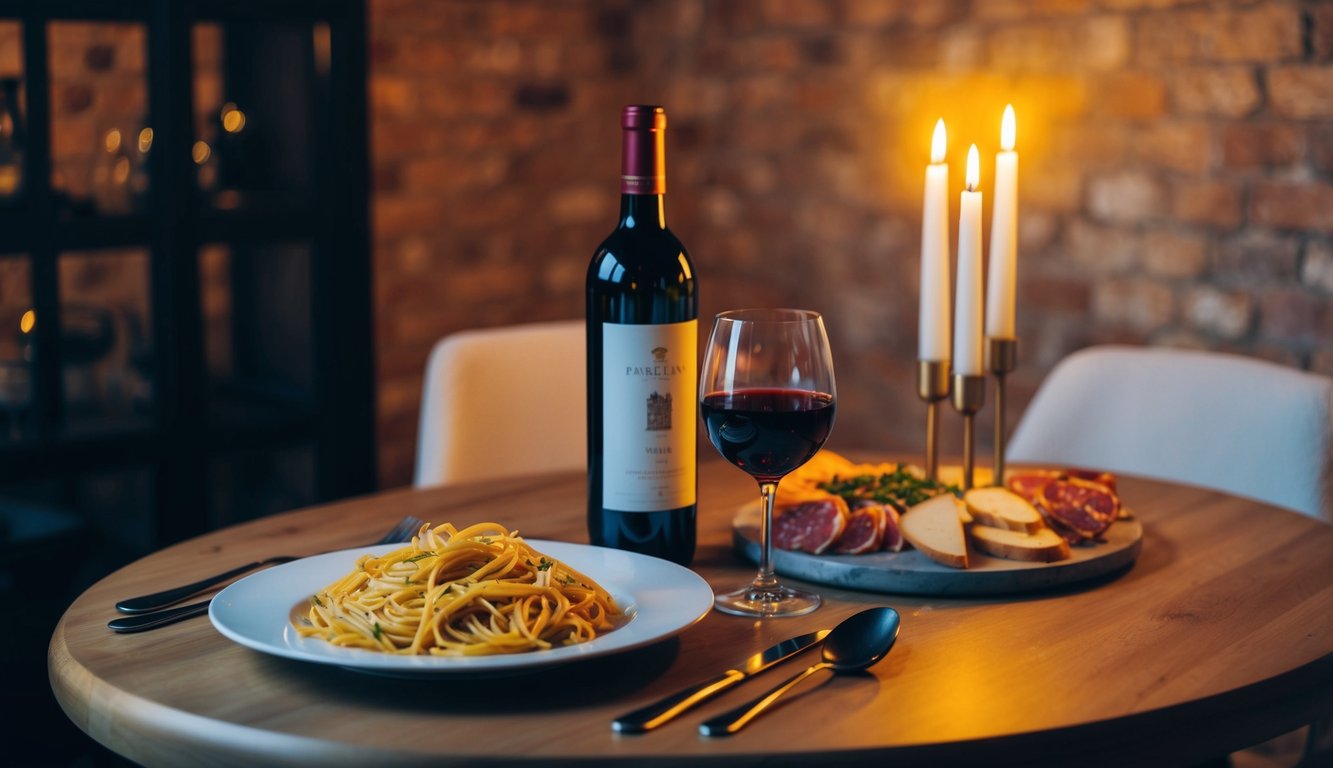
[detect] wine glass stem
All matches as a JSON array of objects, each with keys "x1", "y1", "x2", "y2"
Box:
[{"x1": 754, "y1": 481, "x2": 780, "y2": 590}]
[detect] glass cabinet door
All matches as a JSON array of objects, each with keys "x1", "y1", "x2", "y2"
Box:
[
  {"x1": 57, "y1": 247, "x2": 154, "y2": 434},
  {"x1": 200, "y1": 240, "x2": 313, "y2": 417},
  {"x1": 0, "y1": 1, "x2": 371, "y2": 552},
  {"x1": 48, "y1": 21, "x2": 150, "y2": 219},
  {"x1": 0, "y1": 20, "x2": 24, "y2": 210},
  {"x1": 0, "y1": 253, "x2": 33, "y2": 441},
  {"x1": 193, "y1": 21, "x2": 326, "y2": 213}
]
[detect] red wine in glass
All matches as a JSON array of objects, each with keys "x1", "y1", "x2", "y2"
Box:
[
  {"x1": 699, "y1": 308, "x2": 836, "y2": 617},
  {"x1": 700, "y1": 389, "x2": 835, "y2": 483}
]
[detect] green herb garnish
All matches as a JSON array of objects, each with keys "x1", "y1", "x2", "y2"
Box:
[
  {"x1": 537, "y1": 558, "x2": 553, "y2": 572},
  {"x1": 819, "y1": 464, "x2": 961, "y2": 508},
  {"x1": 373, "y1": 622, "x2": 382, "y2": 640},
  {"x1": 404, "y1": 551, "x2": 435, "y2": 563},
  {"x1": 310, "y1": 595, "x2": 323, "y2": 607}
]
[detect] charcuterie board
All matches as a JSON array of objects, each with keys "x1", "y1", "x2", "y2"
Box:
[{"x1": 731, "y1": 500, "x2": 1143, "y2": 597}]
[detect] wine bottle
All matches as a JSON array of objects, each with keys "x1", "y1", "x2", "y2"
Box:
[{"x1": 586, "y1": 105, "x2": 698, "y2": 565}]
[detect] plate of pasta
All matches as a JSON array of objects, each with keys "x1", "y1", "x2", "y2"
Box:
[{"x1": 209, "y1": 522, "x2": 714, "y2": 677}]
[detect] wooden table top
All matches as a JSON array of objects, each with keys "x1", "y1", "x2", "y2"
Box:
[{"x1": 50, "y1": 459, "x2": 1333, "y2": 767}]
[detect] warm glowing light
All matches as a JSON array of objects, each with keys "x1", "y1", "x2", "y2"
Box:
[
  {"x1": 930, "y1": 118, "x2": 947, "y2": 165},
  {"x1": 138, "y1": 127, "x2": 154, "y2": 153},
  {"x1": 192, "y1": 140, "x2": 211, "y2": 164},
  {"x1": 19, "y1": 309, "x2": 34, "y2": 334},
  {"x1": 113, "y1": 157, "x2": 131, "y2": 184},
  {"x1": 965, "y1": 144, "x2": 979, "y2": 191},
  {"x1": 313, "y1": 23, "x2": 332, "y2": 75},
  {"x1": 104, "y1": 128, "x2": 122, "y2": 153},
  {"x1": 221, "y1": 102, "x2": 246, "y2": 133},
  {"x1": 1001, "y1": 104, "x2": 1016, "y2": 152}
]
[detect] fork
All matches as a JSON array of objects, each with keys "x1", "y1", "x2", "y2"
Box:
[{"x1": 108, "y1": 515, "x2": 424, "y2": 632}]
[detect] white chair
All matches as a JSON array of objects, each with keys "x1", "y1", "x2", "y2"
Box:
[
  {"x1": 1008, "y1": 345, "x2": 1333, "y2": 522},
  {"x1": 414, "y1": 320, "x2": 585, "y2": 488}
]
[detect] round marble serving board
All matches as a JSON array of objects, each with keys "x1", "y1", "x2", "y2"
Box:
[{"x1": 731, "y1": 501, "x2": 1143, "y2": 597}]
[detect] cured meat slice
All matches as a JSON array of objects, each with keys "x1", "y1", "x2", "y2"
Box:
[
  {"x1": 832, "y1": 503, "x2": 886, "y2": 554},
  {"x1": 1034, "y1": 477, "x2": 1119, "y2": 542},
  {"x1": 1009, "y1": 468, "x2": 1119, "y2": 497},
  {"x1": 881, "y1": 503, "x2": 905, "y2": 552},
  {"x1": 1006, "y1": 470, "x2": 1060, "y2": 501},
  {"x1": 772, "y1": 496, "x2": 848, "y2": 555},
  {"x1": 1064, "y1": 468, "x2": 1118, "y2": 492}
]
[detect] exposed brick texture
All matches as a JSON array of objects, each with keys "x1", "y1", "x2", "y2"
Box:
[{"x1": 367, "y1": 0, "x2": 1333, "y2": 488}]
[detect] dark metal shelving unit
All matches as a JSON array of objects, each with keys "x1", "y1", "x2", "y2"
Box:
[{"x1": 0, "y1": 0, "x2": 375, "y2": 550}]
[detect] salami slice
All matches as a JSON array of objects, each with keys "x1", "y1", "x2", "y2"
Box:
[
  {"x1": 832, "y1": 503, "x2": 886, "y2": 554},
  {"x1": 1034, "y1": 477, "x2": 1119, "y2": 541},
  {"x1": 1006, "y1": 470, "x2": 1060, "y2": 501},
  {"x1": 1065, "y1": 468, "x2": 1118, "y2": 493},
  {"x1": 881, "y1": 503, "x2": 905, "y2": 552},
  {"x1": 772, "y1": 496, "x2": 848, "y2": 555}
]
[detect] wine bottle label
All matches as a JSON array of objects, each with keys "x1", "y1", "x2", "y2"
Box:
[{"x1": 601, "y1": 320, "x2": 697, "y2": 511}]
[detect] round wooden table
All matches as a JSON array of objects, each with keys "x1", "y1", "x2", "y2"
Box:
[{"x1": 50, "y1": 460, "x2": 1333, "y2": 767}]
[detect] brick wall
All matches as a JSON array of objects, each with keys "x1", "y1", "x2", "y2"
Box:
[{"x1": 370, "y1": 0, "x2": 1333, "y2": 489}]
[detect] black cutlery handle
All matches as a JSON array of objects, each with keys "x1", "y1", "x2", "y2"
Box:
[
  {"x1": 612, "y1": 670, "x2": 743, "y2": 733},
  {"x1": 115, "y1": 560, "x2": 272, "y2": 614},
  {"x1": 107, "y1": 600, "x2": 211, "y2": 633}
]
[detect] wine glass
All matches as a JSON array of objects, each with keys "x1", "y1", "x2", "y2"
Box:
[{"x1": 700, "y1": 308, "x2": 836, "y2": 617}]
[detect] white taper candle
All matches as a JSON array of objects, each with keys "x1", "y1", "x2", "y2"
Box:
[
  {"x1": 986, "y1": 105, "x2": 1018, "y2": 339},
  {"x1": 919, "y1": 119, "x2": 951, "y2": 362},
  {"x1": 954, "y1": 144, "x2": 984, "y2": 375}
]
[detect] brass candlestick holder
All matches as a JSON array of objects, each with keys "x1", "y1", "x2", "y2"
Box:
[
  {"x1": 917, "y1": 360, "x2": 950, "y2": 481},
  {"x1": 986, "y1": 337, "x2": 1018, "y2": 485},
  {"x1": 951, "y1": 373, "x2": 985, "y2": 490}
]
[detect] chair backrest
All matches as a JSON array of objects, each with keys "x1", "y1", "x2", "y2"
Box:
[
  {"x1": 1008, "y1": 345, "x2": 1333, "y2": 522},
  {"x1": 414, "y1": 320, "x2": 585, "y2": 488}
]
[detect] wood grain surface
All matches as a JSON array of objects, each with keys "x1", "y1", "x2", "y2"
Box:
[{"x1": 49, "y1": 460, "x2": 1333, "y2": 767}]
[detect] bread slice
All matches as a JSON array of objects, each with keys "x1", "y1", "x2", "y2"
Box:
[
  {"x1": 969, "y1": 525, "x2": 1071, "y2": 563},
  {"x1": 964, "y1": 487, "x2": 1043, "y2": 534},
  {"x1": 901, "y1": 494, "x2": 969, "y2": 569},
  {"x1": 951, "y1": 494, "x2": 973, "y2": 524}
]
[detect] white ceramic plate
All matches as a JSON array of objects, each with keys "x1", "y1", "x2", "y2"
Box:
[{"x1": 209, "y1": 540, "x2": 713, "y2": 677}]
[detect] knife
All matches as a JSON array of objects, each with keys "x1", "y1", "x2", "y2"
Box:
[
  {"x1": 611, "y1": 628, "x2": 830, "y2": 734},
  {"x1": 107, "y1": 600, "x2": 211, "y2": 633}
]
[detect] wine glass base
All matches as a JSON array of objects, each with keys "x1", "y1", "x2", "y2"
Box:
[{"x1": 713, "y1": 584, "x2": 821, "y2": 617}]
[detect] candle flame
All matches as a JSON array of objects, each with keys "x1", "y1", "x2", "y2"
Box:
[
  {"x1": 1001, "y1": 105, "x2": 1015, "y2": 152},
  {"x1": 966, "y1": 144, "x2": 979, "y2": 191},
  {"x1": 931, "y1": 118, "x2": 946, "y2": 164}
]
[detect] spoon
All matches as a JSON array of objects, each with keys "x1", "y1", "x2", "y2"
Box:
[{"x1": 698, "y1": 606, "x2": 901, "y2": 737}]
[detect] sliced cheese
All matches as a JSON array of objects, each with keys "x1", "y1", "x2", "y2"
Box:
[{"x1": 901, "y1": 493, "x2": 969, "y2": 569}]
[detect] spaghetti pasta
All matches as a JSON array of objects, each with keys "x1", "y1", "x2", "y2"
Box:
[{"x1": 293, "y1": 522, "x2": 622, "y2": 656}]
